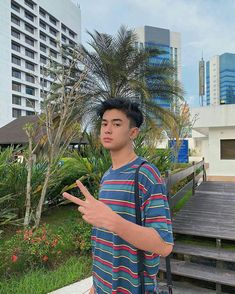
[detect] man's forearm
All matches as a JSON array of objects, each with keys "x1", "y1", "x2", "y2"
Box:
[{"x1": 109, "y1": 213, "x2": 173, "y2": 256}]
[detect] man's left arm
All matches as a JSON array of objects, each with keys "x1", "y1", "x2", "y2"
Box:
[{"x1": 63, "y1": 180, "x2": 173, "y2": 256}]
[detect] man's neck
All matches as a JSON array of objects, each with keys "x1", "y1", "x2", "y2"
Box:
[{"x1": 110, "y1": 149, "x2": 137, "y2": 170}]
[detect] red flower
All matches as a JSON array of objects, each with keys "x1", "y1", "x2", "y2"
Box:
[
  {"x1": 11, "y1": 255, "x2": 18, "y2": 262},
  {"x1": 42, "y1": 255, "x2": 49, "y2": 262}
]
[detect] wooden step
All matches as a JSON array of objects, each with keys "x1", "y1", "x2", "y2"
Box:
[
  {"x1": 159, "y1": 281, "x2": 217, "y2": 294},
  {"x1": 173, "y1": 225, "x2": 235, "y2": 241},
  {"x1": 173, "y1": 242, "x2": 235, "y2": 262},
  {"x1": 159, "y1": 258, "x2": 235, "y2": 287}
]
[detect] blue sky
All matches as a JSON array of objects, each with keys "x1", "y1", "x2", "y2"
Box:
[{"x1": 71, "y1": 0, "x2": 235, "y2": 107}]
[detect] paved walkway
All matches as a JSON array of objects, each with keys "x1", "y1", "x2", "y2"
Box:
[{"x1": 48, "y1": 276, "x2": 92, "y2": 294}]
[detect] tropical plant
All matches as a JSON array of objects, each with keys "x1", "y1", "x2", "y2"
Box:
[
  {"x1": 77, "y1": 25, "x2": 184, "y2": 133},
  {"x1": 23, "y1": 44, "x2": 87, "y2": 228}
]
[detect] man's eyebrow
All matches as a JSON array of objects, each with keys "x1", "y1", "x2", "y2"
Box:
[{"x1": 101, "y1": 118, "x2": 123, "y2": 122}]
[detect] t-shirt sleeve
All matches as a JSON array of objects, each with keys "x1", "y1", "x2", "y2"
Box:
[{"x1": 143, "y1": 182, "x2": 174, "y2": 245}]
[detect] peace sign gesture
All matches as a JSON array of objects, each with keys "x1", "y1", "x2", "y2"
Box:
[{"x1": 63, "y1": 180, "x2": 118, "y2": 230}]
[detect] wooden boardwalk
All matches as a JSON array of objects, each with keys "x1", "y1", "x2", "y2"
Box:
[
  {"x1": 172, "y1": 181, "x2": 235, "y2": 240},
  {"x1": 160, "y1": 181, "x2": 235, "y2": 293}
]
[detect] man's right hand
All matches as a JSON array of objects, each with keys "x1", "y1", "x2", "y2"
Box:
[{"x1": 89, "y1": 285, "x2": 95, "y2": 294}]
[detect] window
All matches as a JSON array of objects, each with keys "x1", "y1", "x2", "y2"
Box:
[
  {"x1": 221, "y1": 139, "x2": 235, "y2": 160},
  {"x1": 26, "y1": 98, "x2": 35, "y2": 107},
  {"x1": 11, "y1": 28, "x2": 20, "y2": 39},
  {"x1": 61, "y1": 24, "x2": 66, "y2": 32},
  {"x1": 25, "y1": 36, "x2": 34, "y2": 46},
  {"x1": 12, "y1": 108, "x2": 21, "y2": 118},
  {"x1": 69, "y1": 30, "x2": 75, "y2": 38},
  {"x1": 40, "y1": 90, "x2": 47, "y2": 98},
  {"x1": 61, "y1": 34, "x2": 66, "y2": 43},
  {"x1": 69, "y1": 40, "x2": 75, "y2": 46},
  {"x1": 39, "y1": 20, "x2": 46, "y2": 29},
  {"x1": 50, "y1": 49, "x2": 57, "y2": 58},
  {"x1": 25, "y1": 73, "x2": 35, "y2": 83},
  {"x1": 26, "y1": 110, "x2": 35, "y2": 116},
  {"x1": 12, "y1": 55, "x2": 21, "y2": 65},
  {"x1": 25, "y1": 48, "x2": 34, "y2": 59},
  {"x1": 40, "y1": 55, "x2": 47, "y2": 65},
  {"x1": 25, "y1": 61, "x2": 34, "y2": 71},
  {"x1": 12, "y1": 42, "x2": 20, "y2": 52},
  {"x1": 11, "y1": 14, "x2": 20, "y2": 26},
  {"x1": 12, "y1": 95, "x2": 21, "y2": 105},
  {"x1": 40, "y1": 32, "x2": 46, "y2": 41},
  {"x1": 25, "y1": 10, "x2": 34, "y2": 22},
  {"x1": 12, "y1": 82, "x2": 21, "y2": 92},
  {"x1": 40, "y1": 43, "x2": 46, "y2": 53},
  {"x1": 40, "y1": 78, "x2": 47, "y2": 87},
  {"x1": 50, "y1": 27, "x2": 57, "y2": 37},
  {"x1": 25, "y1": 0, "x2": 34, "y2": 10},
  {"x1": 40, "y1": 66, "x2": 48, "y2": 76},
  {"x1": 39, "y1": 7, "x2": 46, "y2": 17},
  {"x1": 11, "y1": 1, "x2": 20, "y2": 13},
  {"x1": 50, "y1": 38, "x2": 57, "y2": 47},
  {"x1": 12, "y1": 68, "x2": 21, "y2": 78},
  {"x1": 49, "y1": 16, "x2": 57, "y2": 26},
  {"x1": 26, "y1": 86, "x2": 35, "y2": 95},
  {"x1": 25, "y1": 23, "x2": 34, "y2": 34}
]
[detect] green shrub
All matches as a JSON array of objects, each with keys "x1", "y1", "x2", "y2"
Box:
[{"x1": 0, "y1": 224, "x2": 64, "y2": 277}]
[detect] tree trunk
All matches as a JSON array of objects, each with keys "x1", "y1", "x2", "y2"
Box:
[
  {"x1": 34, "y1": 151, "x2": 53, "y2": 228},
  {"x1": 24, "y1": 137, "x2": 33, "y2": 227}
]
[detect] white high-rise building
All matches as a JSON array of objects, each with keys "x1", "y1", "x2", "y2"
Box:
[{"x1": 0, "y1": 0, "x2": 81, "y2": 127}]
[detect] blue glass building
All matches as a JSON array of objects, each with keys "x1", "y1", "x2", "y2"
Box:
[
  {"x1": 206, "y1": 53, "x2": 235, "y2": 105},
  {"x1": 135, "y1": 26, "x2": 181, "y2": 110}
]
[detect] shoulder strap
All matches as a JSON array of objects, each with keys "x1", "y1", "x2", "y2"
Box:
[
  {"x1": 134, "y1": 161, "x2": 147, "y2": 226},
  {"x1": 134, "y1": 161, "x2": 173, "y2": 294},
  {"x1": 134, "y1": 161, "x2": 147, "y2": 294}
]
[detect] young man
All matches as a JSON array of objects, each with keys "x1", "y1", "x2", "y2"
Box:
[{"x1": 63, "y1": 98, "x2": 173, "y2": 293}]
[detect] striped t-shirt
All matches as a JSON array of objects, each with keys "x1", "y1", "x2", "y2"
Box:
[{"x1": 92, "y1": 157, "x2": 173, "y2": 294}]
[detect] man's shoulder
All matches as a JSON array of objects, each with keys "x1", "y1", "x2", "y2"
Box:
[{"x1": 137, "y1": 159, "x2": 163, "y2": 185}]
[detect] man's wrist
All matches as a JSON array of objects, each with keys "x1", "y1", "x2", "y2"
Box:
[{"x1": 108, "y1": 212, "x2": 124, "y2": 233}]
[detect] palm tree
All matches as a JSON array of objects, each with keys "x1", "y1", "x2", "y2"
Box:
[{"x1": 78, "y1": 25, "x2": 184, "y2": 132}]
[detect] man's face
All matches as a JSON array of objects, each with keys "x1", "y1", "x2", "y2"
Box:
[{"x1": 100, "y1": 109, "x2": 138, "y2": 151}]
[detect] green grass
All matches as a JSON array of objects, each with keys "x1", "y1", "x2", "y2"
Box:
[
  {"x1": 172, "y1": 190, "x2": 192, "y2": 214},
  {"x1": 0, "y1": 255, "x2": 92, "y2": 294}
]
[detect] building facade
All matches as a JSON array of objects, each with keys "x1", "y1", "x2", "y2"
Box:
[
  {"x1": 206, "y1": 53, "x2": 235, "y2": 106},
  {"x1": 135, "y1": 25, "x2": 181, "y2": 109},
  {"x1": 190, "y1": 104, "x2": 235, "y2": 179},
  {"x1": 0, "y1": 0, "x2": 81, "y2": 127}
]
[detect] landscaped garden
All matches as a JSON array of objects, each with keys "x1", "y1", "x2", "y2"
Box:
[
  {"x1": 0, "y1": 135, "x2": 186, "y2": 294},
  {"x1": 0, "y1": 25, "x2": 191, "y2": 293}
]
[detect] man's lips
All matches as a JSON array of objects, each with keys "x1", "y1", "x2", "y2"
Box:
[{"x1": 103, "y1": 138, "x2": 113, "y2": 142}]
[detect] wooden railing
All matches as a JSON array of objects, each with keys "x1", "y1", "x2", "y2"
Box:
[{"x1": 165, "y1": 158, "x2": 207, "y2": 209}]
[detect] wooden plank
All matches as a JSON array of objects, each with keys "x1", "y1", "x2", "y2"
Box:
[
  {"x1": 159, "y1": 281, "x2": 218, "y2": 294},
  {"x1": 172, "y1": 227, "x2": 235, "y2": 241},
  {"x1": 169, "y1": 179, "x2": 193, "y2": 207},
  {"x1": 173, "y1": 242, "x2": 235, "y2": 262},
  {"x1": 159, "y1": 258, "x2": 235, "y2": 286},
  {"x1": 168, "y1": 165, "x2": 194, "y2": 187}
]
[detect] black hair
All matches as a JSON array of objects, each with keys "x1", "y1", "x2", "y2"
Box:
[{"x1": 97, "y1": 98, "x2": 144, "y2": 128}]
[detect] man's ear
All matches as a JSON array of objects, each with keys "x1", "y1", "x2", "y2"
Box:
[{"x1": 130, "y1": 127, "x2": 139, "y2": 140}]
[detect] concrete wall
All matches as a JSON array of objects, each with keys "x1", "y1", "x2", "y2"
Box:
[
  {"x1": 191, "y1": 104, "x2": 235, "y2": 177},
  {"x1": 208, "y1": 127, "x2": 235, "y2": 176},
  {"x1": 0, "y1": 1, "x2": 12, "y2": 127}
]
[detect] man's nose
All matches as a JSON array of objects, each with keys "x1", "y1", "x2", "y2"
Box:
[{"x1": 104, "y1": 125, "x2": 112, "y2": 134}]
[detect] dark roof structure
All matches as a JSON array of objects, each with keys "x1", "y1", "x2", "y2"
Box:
[
  {"x1": 0, "y1": 116, "x2": 87, "y2": 146},
  {"x1": 0, "y1": 116, "x2": 39, "y2": 145}
]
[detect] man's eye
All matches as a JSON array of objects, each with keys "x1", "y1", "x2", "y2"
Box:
[
  {"x1": 101, "y1": 123, "x2": 107, "y2": 127},
  {"x1": 114, "y1": 123, "x2": 120, "y2": 127}
]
